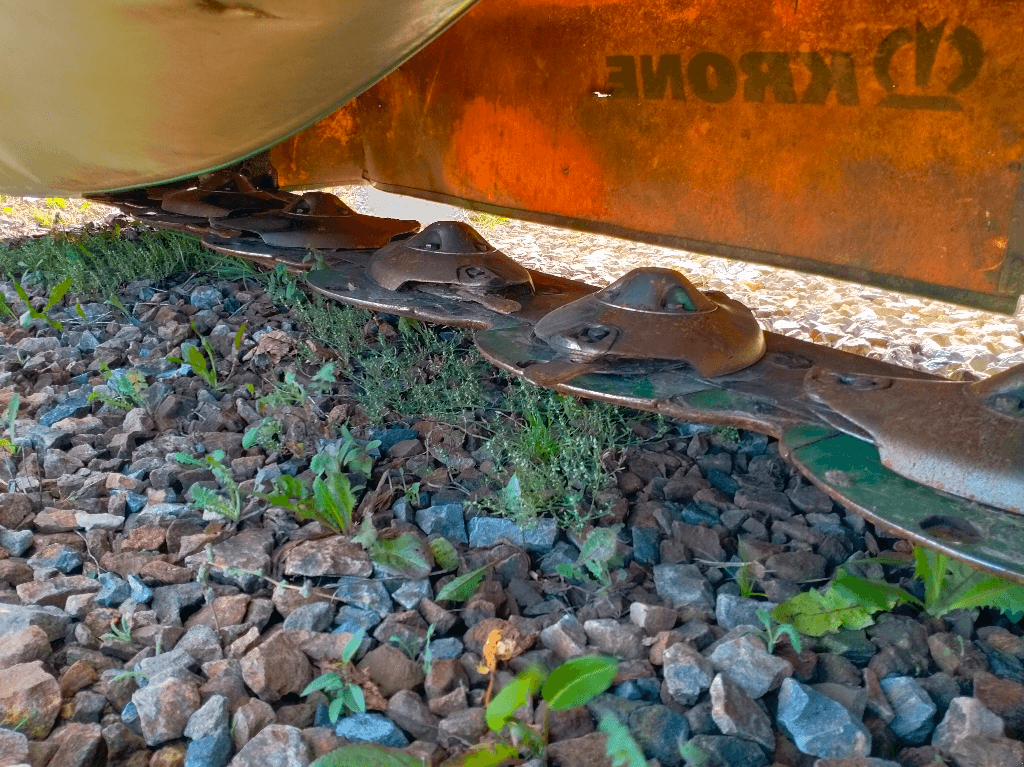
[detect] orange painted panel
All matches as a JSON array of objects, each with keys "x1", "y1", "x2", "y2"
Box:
[{"x1": 277, "y1": 0, "x2": 1024, "y2": 311}]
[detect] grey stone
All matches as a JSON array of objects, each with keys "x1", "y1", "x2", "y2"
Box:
[
  {"x1": 427, "y1": 637, "x2": 464, "y2": 660},
  {"x1": 176, "y1": 624, "x2": 224, "y2": 664},
  {"x1": 282, "y1": 602, "x2": 335, "y2": 632},
  {"x1": 654, "y1": 564, "x2": 715, "y2": 612},
  {"x1": 190, "y1": 287, "x2": 223, "y2": 310},
  {"x1": 334, "y1": 712, "x2": 410, "y2": 747},
  {"x1": 39, "y1": 393, "x2": 91, "y2": 427},
  {"x1": 0, "y1": 603, "x2": 71, "y2": 641},
  {"x1": 628, "y1": 704, "x2": 689, "y2": 767},
  {"x1": 333, "y1": 576, "x2": 393, "y2": 619},
  {"x1": 0, "y1": 727, "x2": 29, "y2": 764},
  {"x1": 415, "y1": 504, "x2": 468, "y2": 544},
  {"x1": 540, "y1": 614, "x2": 588, "y2": 660},
  {"x1": 128, "y1": 574, "x2": 153, "y2": 604},
  {"x1": 229, "y1": 724, "x2": 311, "y2": 767},
  {"x1": 184, "y1": 694, "x2": 230, "y2": 740},
  {"x1": 776, "y1": 678, "x2": 872, "y2": 759},
  {"x1": 386, "y1": 689, "x2": 439, "y2": 741},
  {"x1": 391, "y1": 579, "x2": 433, "y2": 610},
  {"x1": 19, "y1": 423, "x2": 71, "y2": 451},
  {"x1": 715, "y1": 593, "x2": 777, "y2": 632},
  {"x1": 132, "y1": 674, "x2": 201, "y2": 746},
  {"x1": 186, "y1": 731, "x2": 232, "y2": 767},
  {"x1": 76, "y1": 512, "x2": 124, "y2": 531},
  {"x1": 333, "y1": 604, "x2": 382, "y2": 633},
  {"x1": 95, "y1": 572, "x2": 130, "y2": 607},
  {"x1": 708, "y1": 633, "x2": 793, "y2": 699},
  {"x1": 137, "y1": 646, "x2": 200, "y2": 679},
  {"x1": 28, "y1": 544, "x2": 82, "y2": 574},
  {"x1": 631, "y1": 526, "x2": 660, "y2": 566},
  {"x1": 629, "y1": 602, "x2": 678, "y2": 635},
  {"x1": 663, "y1": 642, "x2": 714, "y2": 706},
  {"x1": 679, "y1": 735, "x2": 769, "y2": 767},
  {"x1": 931, "y1": 696, "x2": 1003, "y2": 751},
  {"x1": 710, "y1": 672, "x2": 775, "y2": 752},
  {"x1": 583, "y1": 619, "x2": 647, "y2": 660},
  {"x1": 0, "y1": 527, "x2": 33, "y2": 556},
  {"x1": 879, "y1": 676, "x2": 936, "y2": 745},
  {"x1": 151, "y1": 582, "x2": 205, "y2": 626},
  {"x1": 71, "y1": 690, "x2": 108, "y2": 723},
  {"x1": 467, "y1": 516, "x2": 559, "y2": 553},
  {"x1": 187, "y1": 529, "x2": 273, "y2": 593}
]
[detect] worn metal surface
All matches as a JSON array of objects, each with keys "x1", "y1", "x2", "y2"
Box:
[
  {"x1": 209, "y1": 191, "x2": 419, "y2": 250},
  {"x1": 0, "y1": 0, "x2": 479, "y2": 195},
  {"x1": 784, "y1": 425, "x2": 1024, "y2": 584},
  {"x1": 307, "y1": 261, "x2": 595, "y2": 328},
  {"x1": 201, "y1": 236, "x2": 376, "y2": 274},
  {"x1": 276, "y1": 0, "x2": 1024, "y2": 312},
  {"x1": 161, "y1": 172, "x2": 296, "y2": 219},
  {"x1": 368, "y1": 222, "x2": 533, "y2": 295},
  {"x1": 533, "y1": 267, "x2": 765, "y2": 378},
  {"x1": 805, "y1": 369, "x2": 1024, "y2": 515}
]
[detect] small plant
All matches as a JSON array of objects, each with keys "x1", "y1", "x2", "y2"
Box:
[
  {"x1": 482, "y1": 654, "x2": 645, "y2": 765},
  {"x1": 261, "y1": 451, "x2": 358, "y2": 534},
  {"x1": 772, "y1": 544, "x2": 1024, "y2": 637},
  {"x1": 14, "y1": 276, "x2": 72, "y2": 330},
  {"x1": 389, "y1": 624, "x2": 436, "y2": 675},
  {"x1": 175, "y1": 450, "x2": 243, "y2": 521},
  {"x1": 556, "y1": 525, "x2": 626, "y2": 596},
  {"x1": 727, "y1": 560, "x2": 766, "y2": 599},
  {"x1": 102, "y1": 616, "x2": 135, "y2": 646},
  {"x1": 168, "y1": 324, "x2": 220, "y2": 390},
  {"x1": 316, "y1": 424, "x2": 379, "y2": 478},
  {"x1": 741, "y1": 609, "x2": 802, "y2": 654},
  {"x1": 260, "y1": 362, "x2": 337, "y2": 411},
  {"x1": 89, "y1": 362, "x2": 149, "y2": 411},
  {"x1": 0, "y1": 394, "x2": 19, "y2": 456},
  {"x1": 300, "y1": 630, "x2": 367, "y2": 723},
  {"x1": 242, "y1": 417, "x2": 283, "y2": 451}
]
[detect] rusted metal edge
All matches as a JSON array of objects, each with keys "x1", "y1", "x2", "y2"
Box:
[
  {"x1": 783, "y1": 425, "x2": 1024, "y2": 585},
  {"x1": 367, "y1": 180, "x2": 1022, "y2": 315}
]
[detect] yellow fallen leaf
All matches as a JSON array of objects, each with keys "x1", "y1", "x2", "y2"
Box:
[{"x1": 478, "y1": 628, "x2": 503, "y2": 674}]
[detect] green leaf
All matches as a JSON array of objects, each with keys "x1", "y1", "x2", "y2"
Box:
[
  {"x1": 932, "y1": 574, "x2": 1024, "y2": 618},
  {"x1": 328, "y1": 695, "x2": 345, "y2": 724},
  {"x1": 434, "y1": 562, "x2": 494, "y2": 603},
  {"x1": 45, "y1": 277, "x2": 72, "y2": 311},
  {"x1": 429, "y1": 538, "x2": 459, "y2": 572},
  {"x1": 310, "y1": 744, "x2": 426, "y2": 767},
  {"x1": 233, "y1": 323, "x2": 247, "y2": 352},
  {"x1": 449, "y1": 744, "x2": 518, "y2": 767},
  {"x1": 13, "y1": 282, "x2": 29, "y2": 303},
  {"x1": 486, "y1": 667, "x2": 545, "y2": 731},
  {"x1": 187, "y1": 345, "x2": 209, "y2": 374},
  {"x1": 598, "y1": 713, "x2": 647, "y2": 767},
  {"x1": 831, "y1": 570, "x2": 918, "y2": 611},
  {"x1": 352, "y1": 515, "x2": 377, "y2": 550},
  {"x1": 370, "y1": 533, "x2": 432, "y2": 579},
  {"x1": 541, "y1": 655, "x2": 618, "y2": 711},
  {"x1": 772, "y1": 588, "x2": 879, "y2": 637},
  {"x1": 342, "y1": 683, "x2": 366, "y2": 714},
  {"x1": 341, "y1": 629, "x2": 364, "y2": 665},
  {"x1": 301, "y1": 672, "x2": 343, "y2": 697},
  {"x1": 914, "y1": 546, "x2": 947, "y2": 608}
]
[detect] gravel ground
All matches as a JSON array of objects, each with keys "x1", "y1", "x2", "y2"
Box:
[{"x1": 0, "y1": 211, "x2": 1021, "y2": 767}]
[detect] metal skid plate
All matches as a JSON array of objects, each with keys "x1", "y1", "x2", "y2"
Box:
[
  {"x1": 201, "y1": 236, "x2": 376, "y2": 275},
  {"x1": 305, "y1": 261, "x2": 596, "y2": 329}
]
